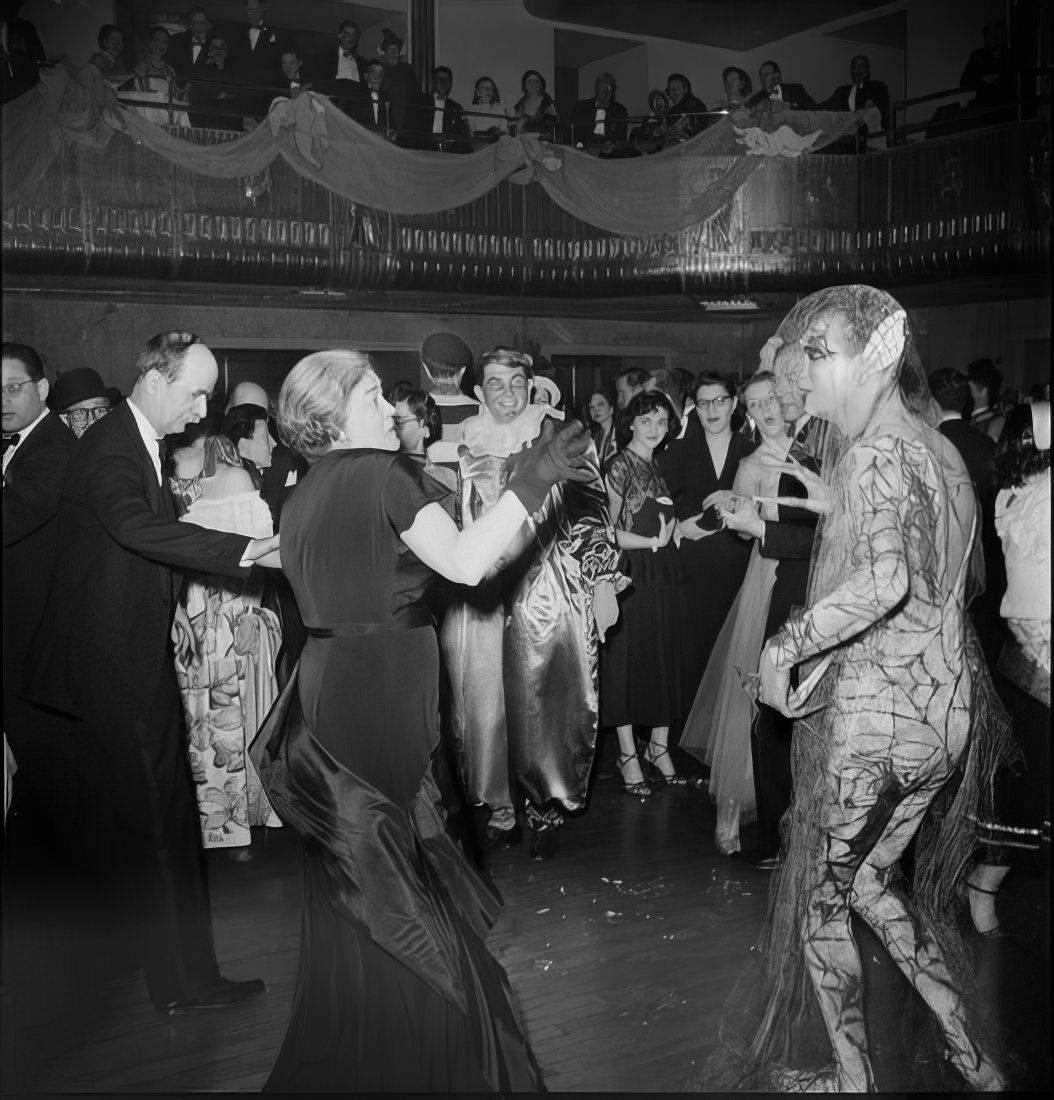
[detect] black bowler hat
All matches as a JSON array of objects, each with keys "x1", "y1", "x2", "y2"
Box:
[{"x1": 48, "y1": 368, "x2": 110, "y2": 413}]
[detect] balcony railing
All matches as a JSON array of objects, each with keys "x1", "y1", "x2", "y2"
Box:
[{"x1": 2, "y1": 100, "x2": 1048, "y2": 298}]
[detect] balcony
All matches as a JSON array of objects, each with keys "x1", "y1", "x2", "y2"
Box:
[{"x1": 2, "y1": 67, "x2": 1049, "y2": 307}]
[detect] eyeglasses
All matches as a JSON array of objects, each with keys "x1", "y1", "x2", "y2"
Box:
[
  {"x1": 1, "y1": 379, "x2": 39, "y2": 398},
  {"x1": 695, "y1": 395, "x2": 732, "y2": 411}
]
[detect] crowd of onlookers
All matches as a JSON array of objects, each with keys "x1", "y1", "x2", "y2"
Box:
[{"x1": 1, "y1": 3, "x2": 1028, "y2": 151}]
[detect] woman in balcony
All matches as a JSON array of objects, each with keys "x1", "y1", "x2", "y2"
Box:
[
  {"x1": 470, "y1": 75, "x2": 511, "y2": 141},
  {"x1": 512, "y1": 69, "x2": 559, "y2": 137},
  {"x1": 715, "y1": 66, "x2": 753, "y2": 110},
  {"x1": 679, "y1": 371, "x2": 793, "y2": 854},
  {"x1": 664, "y1": 72, "x2": 708, "y2": 138},
  {"x1": 88, "y1": 24, "x2": 131, "y2": 85},
  {"x1": 130, "y1": 25, "x2": 188, "y2": 128},
  {"x1": 167, "y1": 424, "x2": 283, "y2": 862},
  {"x1": 660, "y1": 372, "x2": 756, "y2": 712}
]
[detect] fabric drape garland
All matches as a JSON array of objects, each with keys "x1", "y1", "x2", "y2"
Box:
[{"x1": 3, "y1": 62, "x2": 873, "y2": 237}]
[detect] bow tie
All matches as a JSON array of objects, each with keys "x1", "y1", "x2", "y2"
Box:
[
  {"x1": 342, "y1": 49, "x2": 352, "y2": 57},
  {"x1": 2, "y1": 433, "x2": 21, "y2": 453}
]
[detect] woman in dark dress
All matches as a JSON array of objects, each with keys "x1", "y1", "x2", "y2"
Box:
[
  {"x1": 659, "y1": 372, "x2": 756, "y2": 711},
  {"x1": 252, "y1": 350, "x2": 591, "y2": 1092}
]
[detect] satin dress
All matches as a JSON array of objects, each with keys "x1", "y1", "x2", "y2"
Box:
[{"x1": 251, "y1": 448, "x2": 542, "y2": 1092}]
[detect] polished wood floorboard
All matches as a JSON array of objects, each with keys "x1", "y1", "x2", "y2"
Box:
[{"x1": 3, "y1": 736, "x2": 1050, "y2": 1094}]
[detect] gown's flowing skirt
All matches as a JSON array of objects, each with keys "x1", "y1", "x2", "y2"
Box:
[
  {"x1": 251, "y1": 628, "x2": 542, "y2": 1093},
  {"x1": 681, "y1": 543, "x2": 777, "y2": 853}
]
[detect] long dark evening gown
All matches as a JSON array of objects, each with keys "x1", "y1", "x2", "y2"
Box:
[{"x1": 251, "y1": 448, "x2": 543, "y2": 1092}]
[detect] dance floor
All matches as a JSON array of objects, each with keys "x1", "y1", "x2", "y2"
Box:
[{"x1": 3, "y1": 735, "x2": 1050, "y2": 1093}]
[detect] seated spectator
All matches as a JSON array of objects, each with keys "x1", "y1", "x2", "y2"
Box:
[
  {"x1": 715, "y1": 66, "x2": 752, "y2": 109},
  {"x1": 469, "y1": 75, "x2": 510, "y2": 139},
  {"x1": 512, "y1": 68, "x2": 560, "y2": 136},
  {"x1": 352, "y1": 59, "x2": 393, "y2": 135},
  {"x1": 968, "y1": 357, "x2": 1007, "y2": 442},
  {"x1": 189, "y1": 35, "x2": 246, "y2": 129},
  {"x1": 401, "y1": 65, "x2": 471, "y2": 152},
  {"x1": 664, "y1": 72, "x2": 708, "y2": 137},
  {"x1": 47, "y1": 367, "x2": 113, "y2": 438},
  {"x1": 131, "y1": 26, "x2": 190, "y2": 127},
  {"x1": 747, "y1": 59, "x2": 815, "y2": 110},
  {"x1": 0, "y1": 0, "x2": 46, "y2": 105},
  {"x1": 822, "y1": 53, "x2": 890, "y2": 147},
  {"x1": 569, "y1": 71, "x2": 629, "y2": 151},
  {"x1": 377, "y1": 27, "x2": 417, "y2": 134},
  {"x1": 278, "y1": 48, "x2": 308, "y2": 96},
  {"x1": 630, "y1": 88, "x2": 670, "y2": 147},
  {"x1": 89, "y1": 25, "x2": 130, "y2": 83},
  {"x1": 961, "y1": 19, "x2": 1016, "y2": 117}
]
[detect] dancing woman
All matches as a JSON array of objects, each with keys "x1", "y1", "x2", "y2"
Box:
[
  {"x1": 251, "y1": 351, "x2": 594, "y2": 1091},
  {"x1": 679, "y1": 372, "x2": 793, "y2": 853}
]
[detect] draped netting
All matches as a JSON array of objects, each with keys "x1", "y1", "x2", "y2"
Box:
[{"x1": 3, "y1": 62, "x2": 875, "y2": 236}]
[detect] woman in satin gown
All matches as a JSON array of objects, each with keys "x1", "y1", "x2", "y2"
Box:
[{"x1": 251, "y1": 351, "x2": 592, "y2": 1092}]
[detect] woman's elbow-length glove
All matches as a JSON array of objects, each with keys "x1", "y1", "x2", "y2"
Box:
[{"x1": 504, "y1": 419, "x2": 594, "y2": 514}]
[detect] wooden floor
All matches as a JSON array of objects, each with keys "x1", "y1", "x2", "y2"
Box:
[{"x1": 3, "y1": 735, "x2": 1050, "y2": 1094}]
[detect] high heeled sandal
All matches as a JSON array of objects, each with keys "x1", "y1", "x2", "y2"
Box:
[
  {"x1": 642, "y1": 744, "x2": 706, "y2": 789},
  {"x1": 616, "y1": 751, "x2": 652, "y2": 798}
]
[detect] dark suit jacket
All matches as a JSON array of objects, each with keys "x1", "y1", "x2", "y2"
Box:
[
  {"x1": 748, "y1": 82, "x2": 815, "y2": 110},
  {"x1": 824, "y1": 80, "x2": 890, "y2": 131},
  {"x1": 228, "y1": 24, "x2": 283, "y2": 89},
  {"x1": 3, "y1": 413, "x2": 77, "y2": 712},
  {"x1": 166, "y1": 33, "x2": 212, "y2": 81},
  {"x1": 569, "y1": 97, "x2": 629, "y2": 144},
  {"x1": 346, "y1": 87, "x2": 394, "y2": 133},
  {"x1": 27, "y1": 401, "x2": 250, "y2": 726},
  {"x1": 401, "y1": 93, "x2": 471, "y2": 151}
]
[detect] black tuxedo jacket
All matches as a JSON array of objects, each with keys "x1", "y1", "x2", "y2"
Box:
[
  {"x1": 401, "y1": 93, "x2": 471, "y2": 151},
  {"x1": 349, "y1": 87, "x2": 395, "y2": 133},
  {"x1": 569, "y1": 97, "x2": 629, "y2": 144},
  {"x1": 3, "y1": 412, "x2": 77, "y2": 710},
  {"x1": 824, "y1": 80, "x2": 890, "y2": 131},
  {"x1": 28, "y1": 401, "x2": 250, "y2": 725},
  {"x1": 228, "y1": 24, "x2": 283, "y2": 88},
  {"x1": 748, "y1": 82, "x2": 815, "y2": 110},
  {"x1": 167, "y1": 33, "x2": 212, "y2": 80}
]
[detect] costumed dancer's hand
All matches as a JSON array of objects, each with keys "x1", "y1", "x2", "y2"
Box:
[
  {"x1": 676, "y1": 513, "x2": 719, "y2": 541},
  {"x1": 241, "y1": 533, "x2": 282, "y2": 568},
  {"x1": 753, "y1": 452, "x2": 833, "y2": 516},
  {"x1": 505, "y1": 419, "x2": 593, "y2": 514},
  {"x1": 172, "y1": 603, "x2": 202, "y2": 667},
  {"x1": 592, "y1": 579, "x2": 620, "y2": 642}
]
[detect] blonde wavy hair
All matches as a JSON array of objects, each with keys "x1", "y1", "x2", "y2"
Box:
[{"x1": 277, "y1": 350, "x2": 374, "y2": 457}]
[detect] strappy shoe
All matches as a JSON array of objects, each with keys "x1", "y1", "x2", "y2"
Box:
[
  {"x1": 616, "y1": 751, "x2": 652, "y2": 798},
  {"x1": 642, "y1": 744, "x2": 706, "y2": 789}
]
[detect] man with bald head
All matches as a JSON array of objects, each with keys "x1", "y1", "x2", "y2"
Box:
[{"x1": 30, "y1": 332, "x2": 278, "y2": 1014}]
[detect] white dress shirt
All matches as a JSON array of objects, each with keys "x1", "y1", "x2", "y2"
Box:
[
  {"x1": 432, "y1": 95, "x2": 446, "y2": 133},
  {"x1": 1, "y1": 406, "x2": 48, "y2": 477},
  {"x1": 593, "y1": 106, "x2": 607, "y2": 136},
  {"x1": 336, "y1": 47, "x2": 360, "y2": 81},
  {"x1": 126, "y1": 397, "x2": 163, "y2": 486}
]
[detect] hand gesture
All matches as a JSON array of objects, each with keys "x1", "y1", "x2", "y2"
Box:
[
  {"x1": 656, "y1": 514, "x2": 675, "y2": 549},
  {"x1": 676, "y1": 513, "x2": 719, "y2": 541},
  {"x1": 719, "y1": 494, "x2": 765, "y2": 538},
  {"x1": 753, "y1": 452, "x2": 833, "y2": 515},
  {"x1": 591, "y1": 579, "x2": 620, "y2": 642},
  {"x1": 702, "y1": 489, "x2": 736, "y2": 511}
]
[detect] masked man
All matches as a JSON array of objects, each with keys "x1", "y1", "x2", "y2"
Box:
[
  {"x1": 750, "y1": 285, "x2": 1005, "y2": 1092},
  {"x1": 441, "y1": 347, "x2": 625, "y2": 861}
]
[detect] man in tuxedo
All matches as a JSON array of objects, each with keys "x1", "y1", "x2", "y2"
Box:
[
  {"x1": 28, "y1": 332, "x2": 278, "y2": 1014},
  {"x1": 331, "y1": 19, "x2": 367, "y2": 87},
  {"x1": 748, "y1": 59, "x2": 815, "y2": 110},
  {"x1": 229, "y1": 0, "x2": 281, "y2": 93},
  {"x1": 167, "y1": 6, "x2": 213, "y2": 81},
  {"x1": 823, "y1": 54, "x2": 890, "y2": 131},
  {"x1": 569, "y1": 71, "x2": 629, "y2": 151},
  {"x1": 402, "y1": 65, "x2": 471, "y2": 152},
  {"x1": 2, "y1": 342, "x2": 77, "y2": 853},
  {"x1": 279, "y1": 47, "x2": 308, "y2": 96},
  {"x1": 350, "y1": 59, "x2": 394, "y2": 134}
]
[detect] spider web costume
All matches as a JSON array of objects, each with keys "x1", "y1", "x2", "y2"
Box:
[{"x1": 709, "y1": 286, "x2": 1014, "y2": 1093}]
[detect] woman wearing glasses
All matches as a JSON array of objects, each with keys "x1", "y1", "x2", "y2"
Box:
[
  {"x1": 679, "y1": 371, "x2": 793, "y2": 853},
  {"x1": 389, "y1": 382, "x2": 458, "y2": 496},
  {"x1": 659, "y1": 372, "x2": 756, "y2": 711}
]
